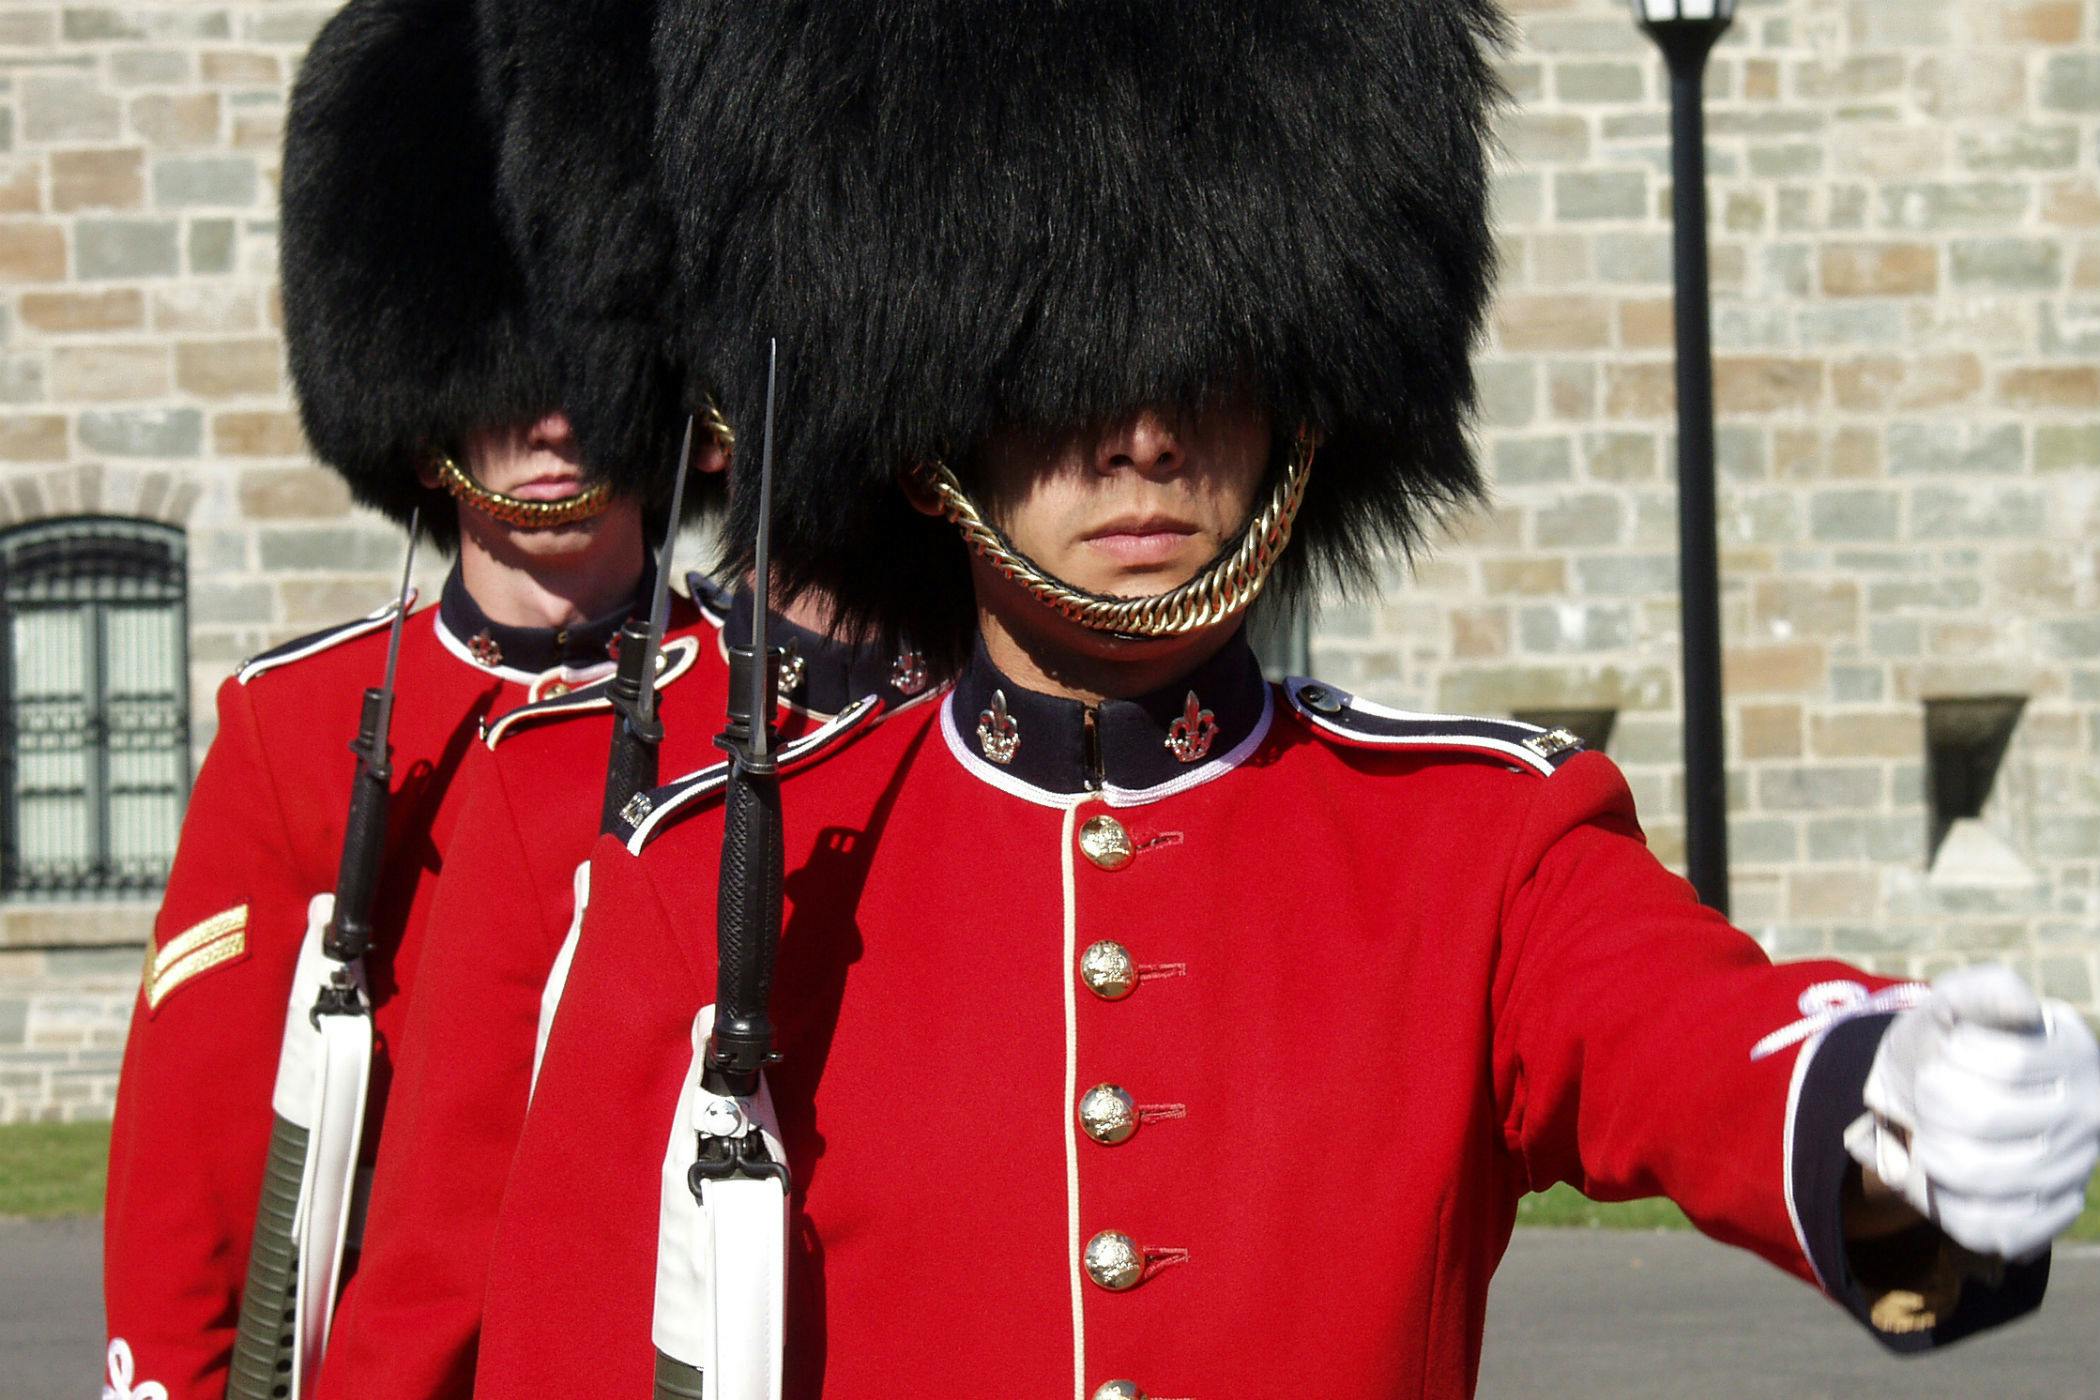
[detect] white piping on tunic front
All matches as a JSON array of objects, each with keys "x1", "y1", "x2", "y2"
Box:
[
  {"x1": 236, "y1": 594, "x2": 411, "y2": 685},
  {"x1": 1781, "y1": 1027, "x2": 1828, "y2": 1293},
  {"x1": 1060, "y1": 804, "x2": 1086, "y2": 1400},
  {"x1": 939, "y1": 685, "x2": 1275, "y2": 810}
]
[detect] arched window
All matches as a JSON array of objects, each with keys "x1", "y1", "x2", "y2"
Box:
[{"x1": 2, "y1": 517, "x2": 191, "y2": 898}]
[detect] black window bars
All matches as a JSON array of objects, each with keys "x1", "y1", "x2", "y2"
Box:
[{"x1": 1, "y1": 516, "x2": 191, "y2": 899}]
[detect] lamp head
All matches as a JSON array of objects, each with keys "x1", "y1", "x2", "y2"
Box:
[{"x1": 1632, "y1": 0, "x2": 1736, "y2": 26}]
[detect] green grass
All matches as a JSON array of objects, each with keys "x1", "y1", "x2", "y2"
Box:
[
  {"x1": 0, "y1": 1120, "x2": 110, "y2": 1219},
  {"x1": 1519, "y1": 1175, "x2": 2100, "y2": 1242}
]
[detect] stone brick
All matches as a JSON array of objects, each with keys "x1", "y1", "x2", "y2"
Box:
[
  {"x1": 0, "y1": 162, "x2": 41, "y2": 216},
  {"x1": 0, "y1": 221, "x2": 68, "y2": 282},
  {"x1": 51, "y1": 345, "x2": 169, "y2": 401},
  {"x1": 1820, "y1": 243, "x2": 1937, "y2": 296},
  {"x1": 151, "y1": 286, "x2": 261, "y2": 333},
  {"x1": 61, "y1": 8, "x2": 231, "y2": 42},
  {"x1": 1987, "y1": 1, "x2": 2084, "y2": 43},
  {"x1": 231, "y1": 108, "x2": 284, "y2": 153},
  {"x1": 1505, "y1": 114, "x2": 1589, "y2": 165},
  {"x1": 1475, "y1": 362, "x2": 1535, "y2": 428},
  {"x1": 1554, "y1": 170, "x2": 1646, "y2": 222},
  {"x1": 50, "y1": 149, "x2": 143, "y2": 213},
  {"x1": 247, "y1": 8, "x2": 338, "y2": 46},
  {"x1": 1593, "y1": 231, "x2": 1671, "y2": 285},
  {"x1": 1545, "y1": 362, "x2": 1595, "y2": 420},
  {"x1": 1810, "y1": 712, "x2": 1919, "y2": 760},
  {"x1": 1752, "y1": 579, "x2": 1859, "y2": 641},
  {"x1": 2040, "y1": 53, "x2": 2100, "y2": 111},
  {"x1": 1532, "y1": 493, "x2": 1623, "y2": 549},
  {"x1": 212, "y1": 410, "x2": 305, "y2": 456},
  {"x1": 1848, "y1": 1, "x2": 1954, "y2": 46},
  {"x1": 74, "y1": 218, "x2": 178, "y2": 279},
  {"x1": 1449, "y1": 607, "x2": 1508, "y2": 661},
  {"x1": 0, "y1": 415, "x2": 68, "y2": 462},
  {"x1": 187, "y1": 218, "x2": 235, "y2": 274},
  {"x1": 1916, "y1": 54, "x2": 2028, "y2": 118},
  {"x1": 200, "y1": 50, "x2": 281, "y2": 85},
  {"x1": 174, "y1": 338, "x2": 280, "y2": 397},
  {"x1": 1879, "y1": 181, "x2": 2032, "y2": 231},
  {"x1": 1726, "y1": 643, "x2": 1829, "y2": 697},
  {"x1": 1830, "y1": 354, "x2": 1982, "y2": 412},
  {"x1": 1492, "y1": 436, "x2": 1571, "y2": 486},
  {"x1": 1739, "y1": 703, "x2": 1805, "y2": 759},
  {"x1": 1805, "y1": 486, "x2": 1906, "y2": 541},
  {"x1": 2040, "y1": 180, "x2": 2100, "y2": 228},
  {"x1": 2038, "y1": 618, "x2": 2100, "y2": 661},
  {"x1": 1789, "y1": 869, "x2": 1879, "y2": 919},
  {"x1": 1950, "y1": 238, "x2": 2063, "y2": 291},
  {"x1": 1996, "y1": 366, "x2": 2100, "y2": 410},
  {"x1": 2035, "y1": 424, "x2": 2100, "y2": 470},
  {"x1": 1480, "y1": 558, "x2": 1567, "y2": 597},
  {"x1": 77, "y1": 407, "x2": 202, "y2": 458},
  {"x1": 1495, "y1": 294, "x2": 1609, "y2": 353},
  {"x1": 238, "y1": 466, "x2": 351, "y2": 519},
  {"x1": 1516, "y1": 603, "x2": 1635, "y2": 654},
  {"x1": 0, "y1": 10, "x2": 57, "y2": 46},
  {"x1": 1603, "y1": 362, "x2": 1674, "y2": 419},
  {"x1": 1960, "y1": 126, "x2": 2080, "y2": 175},
  {"x1": 1617, "y1": 298, "x2": 1672, "y2": 351},
  {"x1": 281, "y1": 578, "x2": 401, "y2": 627},
  {"x1": 1886, "y1": 423, "x2": 2024, "y2": 476},
  {"x1": 22, "y1": 76, "x2": 120, "y2": 143},
  {"x1": 1833, "y1": 126, "x2": 1946, "y2": 180},
  {"x1": 1910, "y1": 486, "x2": 2048, "y2": 540},
  {"x1": 1756, "y1": 764, "x2": 1884, "y2": 813},
  {"x1": 152, "y1": 156, "x2": 257, "y2": 208},
  {"x1": 1714, "y1": 358, "x2": 1822, "y2": 414},
  {"x1": 1556, "y1": 61, "x2": 1643, "y2": 104},
  {"x1": 127, "y1": 93, "x2": 221, "y2": 150}
]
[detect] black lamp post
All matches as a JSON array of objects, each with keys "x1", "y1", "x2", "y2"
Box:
[{"x1": 1635, "y1": 0, "x2": 1734, "y2": 916}]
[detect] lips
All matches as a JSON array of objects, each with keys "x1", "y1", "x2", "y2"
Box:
[
  {"x1": 1082, "y1": 514, "x2": 1201, "y2": 568},
  {"x1": 505, "y1": 473, "x2": 589, "y2": 502}
]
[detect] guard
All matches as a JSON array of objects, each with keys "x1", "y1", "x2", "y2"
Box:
[
  {"x1": 476, "y1": 3, "x2": 2100, "y2": 1397},
  {"x1": 98, "y1": 0, "x2": 719, "y2": 1394}
]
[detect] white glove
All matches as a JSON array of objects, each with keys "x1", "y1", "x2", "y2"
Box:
[{"x1": 1844, "y1": 963, "x2": 2100, "y2": 1263}]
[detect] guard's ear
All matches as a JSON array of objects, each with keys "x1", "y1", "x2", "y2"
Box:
[
  {"x1": 691, "y1": 438, "x2": 731, "y2": 476},
  {"x1": 898, "y1": 464, "x2": 944, "y2": 519}
]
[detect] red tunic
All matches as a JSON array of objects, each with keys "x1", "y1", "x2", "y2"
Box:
[
  {"x1": 474, "y1": 639, "x2": 2043, "y2": 1399},
  {"x1": 101, "y1": 577, "x2": 698, "y2": 1400},
  {"x1": 315, "y1": 595, "x2": 940, "y2": 1400}
]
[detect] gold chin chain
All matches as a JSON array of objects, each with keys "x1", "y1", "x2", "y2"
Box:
[
  {"x1": 435, "y1": 454, "x2": 614, "y2": 529},
  {"x1": 923, "y1": 428, "x2": 1316, "y2": 640}
]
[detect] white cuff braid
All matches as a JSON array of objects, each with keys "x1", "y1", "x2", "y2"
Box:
[{"x1": 1844, "y1": 963, "x2": 2100, "y2": 1263}]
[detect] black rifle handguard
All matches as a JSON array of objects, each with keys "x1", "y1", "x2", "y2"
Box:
[{"x1": 322, "y1": 687, "x2": 391, "y2": 966}]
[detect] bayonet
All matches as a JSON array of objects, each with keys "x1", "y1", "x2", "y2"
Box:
[{"x1": 603, "y1": 419, "x2": 697, "y2": 832}]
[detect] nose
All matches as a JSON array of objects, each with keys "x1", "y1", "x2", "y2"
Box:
[
  {"x1": 1093, "y1": 410, "x2": 1183, "y2": 480},
  {"x1": 525, "y1": 411, "x2": 575, "y2": 451}
]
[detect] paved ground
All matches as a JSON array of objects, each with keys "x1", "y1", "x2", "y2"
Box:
[{"x1": 7, "y1": 1219, "x2": 2094, "y2": 1397}]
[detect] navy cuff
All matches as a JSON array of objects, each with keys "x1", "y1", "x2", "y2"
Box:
[{"x1": 1790, "y1": 1012, "x2": 2050, "y2": 1353}]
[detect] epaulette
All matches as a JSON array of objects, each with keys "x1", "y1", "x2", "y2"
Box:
[
  {"x1": 1284, "y1": 677, "x2": 1586, "y2": 777},
  {"x1": 686, "y1": 569, "x2": 735, "y2": 623},
  {"x1": 481, "y1": 635, "x2": 705, "y2": 748},
  {"x1": 236, "y1": 591, "x2": 416, "y2": 685},
  {"x1": 618, "y1": 694, "x2": 884, "y2": 854}
]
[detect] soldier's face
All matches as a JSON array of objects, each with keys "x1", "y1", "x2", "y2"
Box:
[
  {"x1": 451, "y1": 411, "x2": 646, "y2": 563},
  {"x1": 966, "y1": 399, "x2": 1273, "y2": 604}
]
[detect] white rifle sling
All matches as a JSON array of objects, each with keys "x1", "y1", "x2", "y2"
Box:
[
  {"x1": 654, "y1": 1005, "x2": 787, "y2": 1400},
  {"x1": 531, "y1": 860, "x2": 592, "y2": 1097},
  {"x1": 271, "y1": 893, "x2": 372, "y2": 1397}
]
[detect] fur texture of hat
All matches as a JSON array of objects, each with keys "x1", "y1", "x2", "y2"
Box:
[
  {"x1": 281, "y1": 0, "x2": 560, "y2": 546},
  {"x1": 647, "y1": 0, "x2": 1506, "y2": 667},
  {"x1": 477, "y1": 0, "x2": 700, "y2": 502}
]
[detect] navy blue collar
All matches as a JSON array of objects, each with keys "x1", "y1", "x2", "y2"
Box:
[
  {"x1": 723, "y1": 586, "x2": 939, "y2": 716},
  {"x1": 950, "y1": 632, "x2": 1268, "y2": 796},
  {"x1": 439, "y1": 561, "x2": 651, "y2": 675}
]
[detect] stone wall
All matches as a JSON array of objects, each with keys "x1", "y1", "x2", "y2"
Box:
[
  {"x1": 0, "y1": 0, "x2": 2096, "y2": 1123},
  {"x1": 1311, "y1": 0, "x2": 2100, "y2": 1007}
]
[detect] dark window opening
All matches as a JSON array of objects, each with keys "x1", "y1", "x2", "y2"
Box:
[
  {"x1": 1513, "y1": 707, "x2": 1618, "y2": 755},
  {"x1": 2, "y1": 517, "x2": 191, "y2": 899},
  {"x1": 1924, "y1": 695, "x2": 2024, "y2": 866}
]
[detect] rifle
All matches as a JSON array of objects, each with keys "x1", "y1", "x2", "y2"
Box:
[
  {"x1": 228, "y1": 516, "x2": 418, "y2": 1400},
  {"x1": 654, "y1": 343, "x2": 790, "y2": 1400},
  {"x1": 603, "y1": 415, "x2": 698, "y2": 833}
]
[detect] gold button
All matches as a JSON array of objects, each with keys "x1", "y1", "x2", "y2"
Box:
[
  {"x1": 1093, "y1": 1384, "x2": 1146, "y2": 1400},
  {"x1": 1078, "y1": 941, "x2": 1137, "y2": 1001},
  {"x1": 541, "y1": 679, "x2": 571, "y2": 699},
  {"x1": 1297, "y1": 682, "x2": 1344, "y2": 715},
  {"x1": 1078, "y1": 814, "x2": 1133, "y2": 870},
  {"x1": 1083, "y1": 1230, "x2": 1144, "y2": 1291},
  {"x1": 555, "y1": 628, "x2": 570, "y2": 645},
  {"x1": 1078, "y1": 1084, "x2": 1138, "y2": 1146}
]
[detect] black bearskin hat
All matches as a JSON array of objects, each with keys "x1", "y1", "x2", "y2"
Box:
[
  {"x1": 281, "y1": 0, "x2": 560, "y2": 547},
  {"x1": 476, "y1": 0, "x2": 700, "y2": 498},
  {"x1": 650, "y1": 0, "x2": 1506, "y2": 668}
]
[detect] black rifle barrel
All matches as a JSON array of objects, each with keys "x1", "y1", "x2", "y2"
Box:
[{"x1": 600, "y1": 619, "x2": 665, "y2": 834}]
